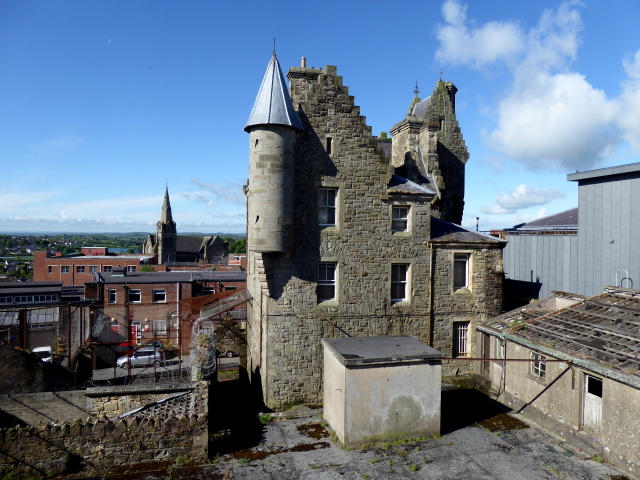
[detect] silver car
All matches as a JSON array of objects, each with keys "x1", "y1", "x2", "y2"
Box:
[{"x1": 117, "y1": 348, "x2": 164, "y2": 369}]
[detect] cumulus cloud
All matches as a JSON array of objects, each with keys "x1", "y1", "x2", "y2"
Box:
[
  {"x1": 436, "y1": 1, "x2": 625, "y2": 172},
  {"x1": 618, "y1": 50, "x2": 640, "y2": 151},
  {"x1": 489, "y1": 72, "x2": 619, "y2": 171},
  {"x1": 436, "y1": 0, "x2": 525, "y2": 68},
  {"x1": 480, "y1": 184, "x2": 565, "y2": 215}
]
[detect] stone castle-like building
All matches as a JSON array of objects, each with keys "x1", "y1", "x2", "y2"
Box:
[
  {"x1": 143, "y1": 187, "x2": 229, "y2": 265},
  {"x1": 244, "y1": 54, "x2": 505, "y2": 410}
]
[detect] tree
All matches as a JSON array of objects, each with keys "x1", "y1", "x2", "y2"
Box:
[{"x1": 139, "y1": 265, "x2": 156, "y2": 272}]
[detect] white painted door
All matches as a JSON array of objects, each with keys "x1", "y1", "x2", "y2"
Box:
[{"x1": 583, "y1": 375, "x2": 602, "y2": 432}]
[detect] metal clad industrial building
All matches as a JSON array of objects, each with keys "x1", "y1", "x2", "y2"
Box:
[{"x1": 503, "y1": 162, "x2": 640, "y2": 301}]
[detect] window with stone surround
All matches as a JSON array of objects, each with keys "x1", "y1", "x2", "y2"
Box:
[
  {"x1": 103, "y1": 265, "x2": 112, "y2": 272},
  {"x1": 392, "y1": 206, "x2": 410, "y2": 232},
  {"x1": 76, "y1": 265, "x2": 85, "y2": 274},
  {"x1": 453, "y1": 321, "x2": 469, "y2": 357},
  {"x1": 48, "y1": 265, "x2": 53, "y2": 274},
  {"x1": 61, "y1": 266, "x2": 70, "y2": 274},
  {"x1": 318, "y1": 188, "x2": 337, "y2": 226},
  {"x1": 108, "y1": 289, "x2": 117, "y2": 304},
  {"x1": 391, "y1": 263, "x2": 409, "y2": 303},
  {"x1": 453, "y1": 253, "x2": 470, "y2": 290},
  {"x1": 318, "y1": 262, "x2": 337, "y2": 302},
  {"x1": 127, "y1": 265, "x2": 137, "y2": 272}
]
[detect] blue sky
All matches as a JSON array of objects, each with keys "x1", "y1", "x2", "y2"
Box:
[{"x1": 2, "y1": 0, "x2": 640, "y2": 234}]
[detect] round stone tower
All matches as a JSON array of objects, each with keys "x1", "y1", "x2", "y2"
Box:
[{"x1": 245, "y1": 53, "x2": 303, "y2": 253}]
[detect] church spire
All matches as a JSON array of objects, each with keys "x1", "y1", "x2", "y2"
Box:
[{"x1": 161, "y1": 186, "x2": 174, "y2": 224}]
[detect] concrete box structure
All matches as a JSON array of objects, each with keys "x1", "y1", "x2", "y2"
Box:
[{"x1": 322, "y1": 336, "x2": 443, "y2": 446}]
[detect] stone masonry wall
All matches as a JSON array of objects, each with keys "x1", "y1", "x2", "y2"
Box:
[
  {"x1": 0, "y1": 382, "x2": 208, "y2": 477},
  {"x1": 249, "y1": 66, "x2": 438, "y2": 409},
  {"x1": 246, "y1": 63, "x2": 502, "y2": 410},
  {"x1": 0, "y1": 412, "x2": 208, "y2": 478},
  {"x1": 431, "y1": 244, "x2": 503, "y2": 376}
]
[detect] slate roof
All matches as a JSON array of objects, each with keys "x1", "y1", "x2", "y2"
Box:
[
  {"x1": 481, "y1": 289, "x2": 640, "y2": 381},
  {"x1": 387, "y1": 174, "x2": 437, "y2": 196},
  {"x1": 430, "y1": 217, "x2": 506, "y2": 244},
  {"x1": 245, "y1": 53, "x2": 303, "y2": 132}
]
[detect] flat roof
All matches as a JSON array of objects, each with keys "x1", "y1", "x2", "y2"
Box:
[
  {"x1": 567, "y1": 162, "x2": 640, "y2": 182},
  {"x1": 321, "y1": 335, "x2": 443, "y2": 366},
  {"x1": 97, "y1": 271, "x2": 246, "y2": 284}
]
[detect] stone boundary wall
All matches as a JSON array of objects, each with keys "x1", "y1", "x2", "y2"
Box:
[
  {"x1": 0, "y1": 382, "x2": 209, "y2": 478},
  {"x1": 0, "y1": 412, "x2": 208, "y2": 478}
]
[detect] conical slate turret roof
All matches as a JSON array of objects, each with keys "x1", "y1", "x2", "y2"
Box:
[{"x1": 245, "y1": 53, "x2": 303, "y2": 132}]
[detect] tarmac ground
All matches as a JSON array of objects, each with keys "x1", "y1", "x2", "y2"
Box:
[{"x1": 78, "y1": 377, "x2": 633, "y2": 480}]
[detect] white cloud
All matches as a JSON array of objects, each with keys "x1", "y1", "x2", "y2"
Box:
[
  {"x1": 436, "y1": 1, "x2": 624, "y2": 172},
  {"x1": 489, "y1": 72, "x2": 619, "y2": 171},
  {"x1": 618, "y1": 50, "x2": 640, "y2": 151},
  {"x1": 480, "y1": 184, "x2": 565, "y2": 215},
  {"x1": 436, "y1": 0, "x2": 525, "y2": 69},
  {"x1": 188, "y1": 179, "x2": 245, "y2": 206}
]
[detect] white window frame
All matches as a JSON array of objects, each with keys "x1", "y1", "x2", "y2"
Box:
[
  {"x1": 317, "y1": 262, "x2": 337, "y2": 302},
  {"x1": 152, "y1": 289, "x2": 167, "y2": 303},
  {"x1": 318, "y1": 188, "x2": 337, "y2": 226},
  {"x1": 48, "y1": 265, "x2": 53, "y2": 274},
  {"x1": 103, "y1": 265, "x2": 112, "y2": 272},
  {"x1": 453, "y1": 253, "x2": 470, "y2": 290},
  {"x1": 127, "y1": 265, "x2": 137, "y2": 272},
  {"x1": 127, "y1": 289, "x2": 142, "y2": 303},
  {"x1": 90, "y1": 265, "x2": 98, "y2": 274},
  {"x1": 392, "y1": 206, "x2": 410, "y2": 233},
  {"x1": 108, "y1": 289, "x2": 117, "y2": 304},
  {"x1": 77, "y1": 265, "x2": 85, "y2": 274},
  {"x1": 61, "y1": 266, "x2": 70, "y2": 274},
  {"x1": 530, "y1": 352, "x2": 547, "y2": 379},
  {"x1": 453, "y1": 321, "x2": 470, "y2": 357},
  {"x1": 152, "y1": 319, "x2": 167, "y2": 335},
  {"x1": 391, "y1": 263, "x2": 409, "y2": 303}
]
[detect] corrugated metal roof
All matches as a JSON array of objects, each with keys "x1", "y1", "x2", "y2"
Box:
[
  {"x1": 483, "y1": 289, "x2": 640, "y2": 379},
  {"x1": 245, "y1": 53, "x2": 303, "y2": 132}
]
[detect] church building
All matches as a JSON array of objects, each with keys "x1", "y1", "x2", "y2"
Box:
[
  {"x1": 143, "y1": 187, "x2": 229, "y2": 265},
  {"x1": 244, "y1": 54, "x2": 505, "y2": 410}
]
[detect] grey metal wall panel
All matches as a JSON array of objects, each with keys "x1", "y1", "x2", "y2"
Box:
[{"x1": 504, "y1": 234, "x2": 577, "y2": 299}]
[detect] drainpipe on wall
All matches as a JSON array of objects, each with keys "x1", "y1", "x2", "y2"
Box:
[{"x1": 428, "y1": 243, "x2": 435, "y2": 347}]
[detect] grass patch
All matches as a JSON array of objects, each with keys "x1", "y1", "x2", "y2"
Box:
[{"x1": 258, "y1": 413, "x2": 274, "y2": 424}]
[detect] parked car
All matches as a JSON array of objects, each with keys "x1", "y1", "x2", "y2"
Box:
[
  {"x1": 116, "y1": 348, "x2": 164, "y2": 369},
  {"x1": 32, "y1": 346, "x2": 53, "y2": 363}
]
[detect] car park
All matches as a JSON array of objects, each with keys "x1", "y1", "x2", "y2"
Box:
[{"x1": 116, "y1": 348, "x2": 164, "y2": 369}]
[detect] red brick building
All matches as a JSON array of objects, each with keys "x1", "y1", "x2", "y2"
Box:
[
  {"x1": 33, "y1": 249, "x2": 161, "y2": 286},
  {"x1": 84, "y1": 270, "x2": 246, "y2": 359}
]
